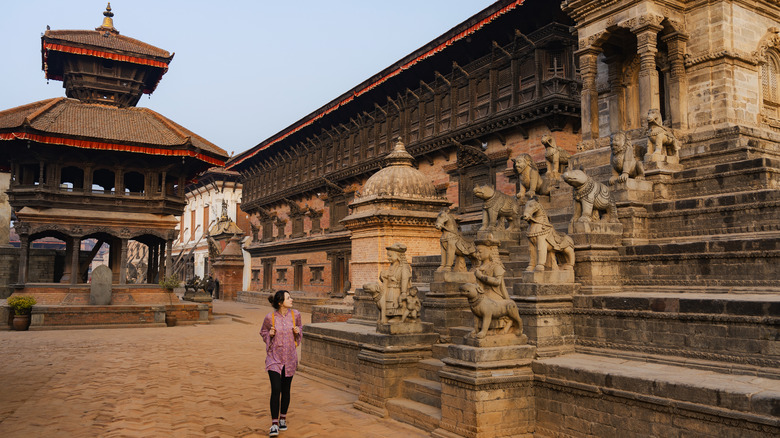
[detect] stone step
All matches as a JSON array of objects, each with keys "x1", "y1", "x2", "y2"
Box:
[
  {"x1": 403, "y1": 377, "x2": 442, "y2": 409},
  {"x1": 668, "y1": 157, "x2": 780, "y2": 199},
  {"x1": 533, "y1": 353, "x2": 780, "y2": 425},
  {"x1": 418, "y1": 358, "x2": 445, "y2": 382},
  {"x1": 431, "y1": 344, "x2": 449, "y2": 361},
  {"x1": 574, "y1": 292, "x2": 780, "y2": 376},
  {"x1": 646, "y1": 189, "x2": 780, "y2": 240},
  {"x1": 386, "y1": 397, "x2": 442, "y2": 433}
]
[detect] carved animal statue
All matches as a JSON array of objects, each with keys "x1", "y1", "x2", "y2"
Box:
[
  {"x1": 473, "y1": 185, "x2": 521, "y2": 231},
  {"x1": 542, "y1": 134, "x2": 570, "y2": 178},
  {"x1": 562, "y1": 168, "x2": 618, "y2": 223},
  {"x1": 435, "y1": 209, "x2": 478, "y2": 272},
  {"x1": 646, "y1": 109, "x2": 681, "y2": 160},
  {"x1": 512, "y1": 153, "x2": 550, "y2": 199},
  {"x1": 364, "y1": 281, "x2": 419, "y2": 322},
  {"x1": 609, "y1": 132, "x2": 644, "y2": 185},
  {"x1": 460, "y1": 283, "x2": 524, "y2": 339},
  {"x1": 521, "y1": 198, "x2": 575, "y2": 271}
]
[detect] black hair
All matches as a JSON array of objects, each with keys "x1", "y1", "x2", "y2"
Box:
[{"x1": 268, "y1": 290, "x2": 289, "y2": 310}]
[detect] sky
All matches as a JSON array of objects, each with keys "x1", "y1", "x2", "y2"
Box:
[{"x1": 1, "y1": 0, "x2": 497, "y2": 158}]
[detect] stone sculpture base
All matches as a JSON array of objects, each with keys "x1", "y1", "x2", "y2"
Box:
[
  {"x1": 612, "y1": 179, "x2": 654, "y2": 245},
  {"x1": 570, "y1": 221, "x2": 623, "y2": 294},
  {"x1": 353, "y1": 324, "x2": 439, "y2": 417},
  {"x1": 433, "y1": 340, "x2": 537, "y2": 438},
  {"x1": 423, "y1": 271, "x2": 476, "y2": 339},
  {"x1": 514, "y1": 272, "x2": 579, "y2": 358}
]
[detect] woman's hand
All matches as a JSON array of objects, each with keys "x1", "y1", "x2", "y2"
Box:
[
  {"x1": 269, "y1": 327, "x2": 276, "y2": 337},
  {"x1": 292, "y1": 326, "x2": 300, "y2": 335}
]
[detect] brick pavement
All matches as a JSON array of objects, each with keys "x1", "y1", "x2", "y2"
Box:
[{"x1": 0, "y1": 300, "x2": 427, "y2": 438}]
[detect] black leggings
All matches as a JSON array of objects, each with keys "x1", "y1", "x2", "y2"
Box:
[{"x1": 268, "y1": 369, "x2": 293, "y2": 420}]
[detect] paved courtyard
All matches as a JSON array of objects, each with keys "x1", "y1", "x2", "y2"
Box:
[{"x1": 0, "y1": 300, "x2": 427, "y2": 438}]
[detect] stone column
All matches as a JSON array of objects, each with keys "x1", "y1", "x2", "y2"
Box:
[
  {"x1": 634, "y1": 23, "x2": 663, "y2": 127},
  {"x1": 662, "y1": 31, "x2": 689, "y2": 130},
  {"x1": 605, "y1": 55, "x2": 625, "y2": 135},
  {"x1": 18, "y1": 234, "x2": 29, "y2": 285},
  {"x1": 70, "y1": 236, "x2": 80, "y2": 285},
  {"x1": 0, "y1": 172, "x2": 11, "y2": 247},
  {"x1": 577, "y1": 48, "x2": 600, "y2": 140},
  {"x1": 119, "y1": 238, "x2": 128, "y2": 285},
  {"x1": 165, "y1": 240, "x2": 172, "y2": 277}
]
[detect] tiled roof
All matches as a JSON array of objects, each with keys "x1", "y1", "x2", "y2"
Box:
[
  {"x1": 0, "y1": 98, "x2": 227, "y2": 161},
  {"x1": 43, "y1": 30, "x2": 172, "y2": 60}
]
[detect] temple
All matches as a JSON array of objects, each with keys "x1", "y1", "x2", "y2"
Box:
[{"x1": 0, "y1": 4, "x2": 228, "y2": 328}]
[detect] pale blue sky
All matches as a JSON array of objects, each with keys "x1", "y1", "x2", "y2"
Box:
[{"x1": 1, "y1": 1, "x2": 496, "y2": 157}]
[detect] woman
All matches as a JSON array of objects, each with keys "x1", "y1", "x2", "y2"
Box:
[{"x1": 260, "y1": 290, "x2": 302, "y2": 437}]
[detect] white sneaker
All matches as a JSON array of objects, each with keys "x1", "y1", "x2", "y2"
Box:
[
  {"x1": 279, "y1": 419, "x2": 287, "y2": 431},
  {"x1": 269, "y1": 424, "x2": 279, "y2": 437}
]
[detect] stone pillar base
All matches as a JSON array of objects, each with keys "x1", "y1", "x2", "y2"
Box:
[
  {"x1": 423, "y1": 271, "x2": 476, "y2": 340},
  {"x1": 353, "y1": 329, "x2": 439, "y2": 416},
  {"x1": 571, "y1": 222, "x2": 623, "y2": 294},
  {"x1": 435, "y1": 341, "x2": 537, "y2": 438},
  {"x1": 513, "y1": 278, "x2": 578, "y2": 358},
  {"x1": 612, "y1": 179, "x2": 654, "y2": 245}
]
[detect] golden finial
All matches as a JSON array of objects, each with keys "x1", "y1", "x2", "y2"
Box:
[{"x1": 97, "y1": 3, "x2": 118, "y2": 34}]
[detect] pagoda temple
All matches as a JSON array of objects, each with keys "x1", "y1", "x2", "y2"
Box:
[{"x1": 0, "y1": 4, "x2": 228, "y2": 328}]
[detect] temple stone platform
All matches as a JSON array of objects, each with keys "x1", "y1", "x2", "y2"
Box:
[{"x1": 534, "y1": 354, "x2": 780, "y2": 437}]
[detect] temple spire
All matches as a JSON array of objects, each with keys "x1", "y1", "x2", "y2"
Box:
[{"x1": 96, "y1": 3, "x2": 119, "y2": 34}]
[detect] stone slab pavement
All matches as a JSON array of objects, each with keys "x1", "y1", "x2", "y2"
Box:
[{"x1": 0, "y1": 299, "x2": 428, "y2": 438}]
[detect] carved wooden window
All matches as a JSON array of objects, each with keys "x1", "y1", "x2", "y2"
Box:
[
  {"x1": 519, "y1": 59, "x2": 536, "y2": 102},
  {"x1": 439, "y1": 92, "x2": 451, "y2": 132},
  {"x1": 366, "y1": 125, "x2": 375, "y2": 158},
  {"x1": 262, "y1": 218, "x2": 274, "y2": 242},
  {"x1": 546, "y1": 50, "x2": 565, "y2": 79},
  {"x1": 276, "y1": 268, "x2": 287, "y2": 284},
  {"x1": 292, "y1": 259, "x2": 305, "y2": 291},
  {"x1": 459, "y1": 165, "x2": 493, "y2": 213},
  {"x1": 762, "y1": 51, "x2": 780, "y2": 118},
  {"x1": 475, "y1": 77, "x2": 490, "y2": 119},
  {"x1": 328, "y1": 195, "x2": 349, "y2": 232},
  {"x1": 496, "y1": 66, "x2": 512, "y2": 111},
  {"x1": 378, "y1": 119, "x2": 388, "y2": 152},
  {"x1": 408, "y1": 106, "x2": 419, "y2": 142},
  {"x1": 424, "y1": 99, "x2": 435, "y2": 137},
  {"x1": 310, "y1": 266, "x2": 324, "y2": 284},
  {"x1": 457, "y1": 84, "x2": 470, "y2": 125},
  {"x1": 291, "y1": 214, "x2": 304, "y2": 238},
  {"x1": 327, "y1": 250, "x2": 350, "y2": 298},
  {"x1": 325, "y1": 144, "x2": 334, "y2": 173},
  {"x1": 190, "y1": 210, "x2": 196, "y2": 241},
  {"x1": 262, "y1": 259, "x2": 275, "y2": 290},
  {"x1": 351, "y1": 133, "x2": 361, "y2": 163}
]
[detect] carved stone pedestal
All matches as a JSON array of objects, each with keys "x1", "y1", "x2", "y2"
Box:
[
  {"x1": 433, "y1": 337, "x2": 537, "y2": 438},
  {"x1": 644, "y1": 158, "x2": 683, "y2": 200},
  {"x1": 570, "y1": 221, "x2": 623, "y2": 294},
  {"x1": 612, "y1": 179, "x2": 654, "y2": 245},
  {"x1": 513, "y1": 271, "x2": 579, "y2": 358},
  {"x1": 423, "y1": 271, "x2": 476, "y2": 339},
  {"x1": 353, "y1": 323, "x2": 439, "y2": 417}
]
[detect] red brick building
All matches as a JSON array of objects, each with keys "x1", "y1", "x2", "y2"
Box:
[{"x1": 228, "y1": 0, "x2": 580, "y2": 301}]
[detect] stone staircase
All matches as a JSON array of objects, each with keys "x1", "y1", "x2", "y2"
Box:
[{"x1": 386, "y1": 344, "x2": 448, "y2": 432}]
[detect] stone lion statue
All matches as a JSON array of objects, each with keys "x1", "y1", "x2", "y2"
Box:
[
  {"x1": 512, "y1": 153, "x2": 550, "y2": 199},
  {"x1": 542, "y1": 134, "x2": 570, "y2": 179},
  {"x1": 646, "y1": 109, "x2": 681, "y2": 161},
  {"x1": 562, "y1": 168, "x2": 618, "y2": 223},
  {"x1": 473, "y1": 185, "x2": 521, "y2": 231},
  {"x1": 435, "y1": 208, "x2": 478, "y2": 272},
  {"x1": 521, "y1": 198, "x2": 575, "y2": 271},
  {"x1": 609, "y1": 132, "x2": 644, "y2": 185}
]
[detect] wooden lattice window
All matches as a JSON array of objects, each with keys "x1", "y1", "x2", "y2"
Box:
[{"x1": 762, "y1": 51, "x2": 780, "y2": 118}]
